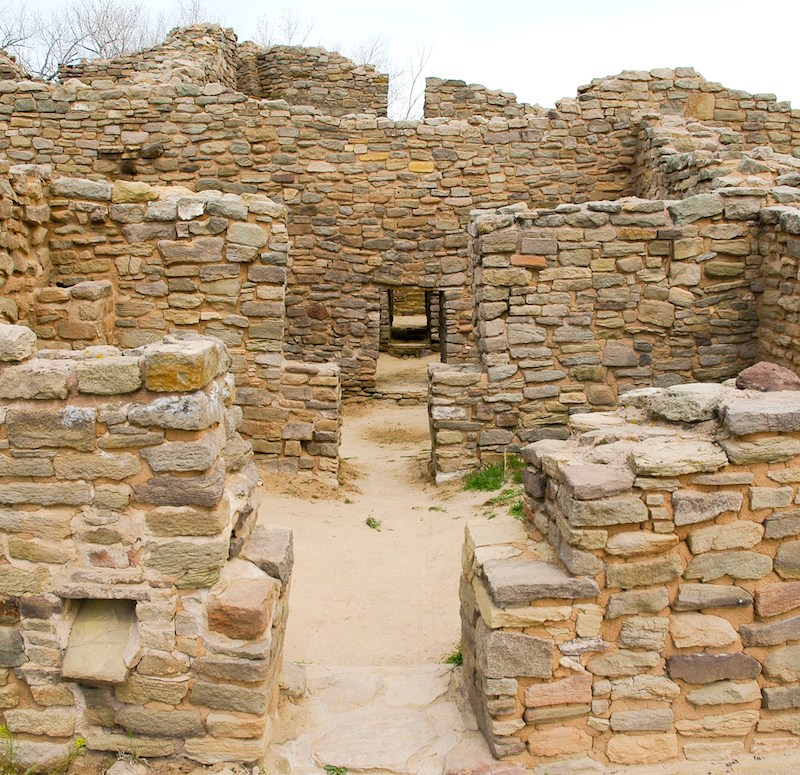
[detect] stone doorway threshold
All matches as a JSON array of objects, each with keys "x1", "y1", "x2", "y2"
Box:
[{"x1": 264, "y1": 664, "x2": 494, "y2": 774}]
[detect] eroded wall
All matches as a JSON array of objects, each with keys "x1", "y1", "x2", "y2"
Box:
[
  {"x1": 461, "y1": 383, "x2": 800, "y2": 766},
  {"x1": 0, "y1": 326, "x2": 290, "y2": 767}
]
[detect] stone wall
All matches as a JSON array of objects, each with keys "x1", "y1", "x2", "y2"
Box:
[
  {"x1": 429, "y1": 192, "x2": 772, "y2": 479},
  {"x1": 0, "y1": 325, "x2": 291, "y2": 767},
  {"x1": 461, "y1": 382, "x2": 800, "y2": 766},
  {"x1": 424, "y1": 78, "x2": 533, "y2": 119},
  {"x1": 237, "y1": 43, "x2": 388, "y2": 116},
  {"x1": 33, "y1": 280, "x2": 115, "y2": 349},
  {"x1": 756, "y1": 205, "x2": 800, "y2": 372},
  {"x1": 5, "y1": 51, "x2": 800, "y2": 392},
  {"x1": 0, "y1": 163, "x2": 51, "y2": 324},
  {"x1": 57, "y1": 25, "x2": 240, "y2": 89},
  {"x1": 0, "y1": 168, "x2": 342, "y2": 480}
]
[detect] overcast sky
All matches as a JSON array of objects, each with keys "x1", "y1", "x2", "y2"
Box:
[{"x1": 18, "y1": 0, "x2": 800, "y2": 108}]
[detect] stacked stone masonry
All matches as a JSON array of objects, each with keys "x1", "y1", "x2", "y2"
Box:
[
  {"x1": 0, "y1": 324, "x2": 293, "y2": 767},
  {"x1": 428, "y1": 179, "x2": 800, "y2": 480},
  {"x1": 236, "y1": 42, "x2": 389, "y2": 116},
  {"x1": 4, "y1": 28, "x2": 800, "y2": 393},
  {"x1": 461, "y1": 384, "x2": 800, "y2": 766},
  {"x1": 0, "y1": 164, "x2": 341, "y2": 481}
]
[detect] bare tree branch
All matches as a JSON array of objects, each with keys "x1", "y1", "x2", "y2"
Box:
[{"x1": 254, "y1": 6, "x2": 314, "y2": 47}]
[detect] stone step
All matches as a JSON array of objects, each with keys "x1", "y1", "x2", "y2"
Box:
[{"x1": 482, "y1": 558, "x2": 600, "y2": 606}]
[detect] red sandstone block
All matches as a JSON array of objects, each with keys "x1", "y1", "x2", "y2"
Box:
[
  {"x1": 207, "y1": 577, "x2": 277, "y2": 640},
  {"x1": 510, "y1": 254, "x2": 547, "y2": 269}
]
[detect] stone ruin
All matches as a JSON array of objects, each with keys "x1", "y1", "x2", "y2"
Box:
[{"x1": 3, "y1": 19, "x2": 800, "y2": 770}]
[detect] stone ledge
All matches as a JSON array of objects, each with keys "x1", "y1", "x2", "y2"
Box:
[{"x1": 482, "y1": 559, "x2": 599, "y2": 606}]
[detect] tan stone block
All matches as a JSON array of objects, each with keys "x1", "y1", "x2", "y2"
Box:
[
  {"x1": 670, "y1": 613, "x2": 738, "y2": 649},
  {"x1": 143, "y1": 340, "x2": 222, "y2": 392},
  {"x1": 76, "y1": 356, "x2": 142, "y2": 394},
  {"x1": 528, "y1": 725, "x2": 591, "y2": 757},
  {"x1": 112, "y1": 181, "x2": 158, "y2": 203},
  {"x1": 408, "y1": 161, "x2": 435, "y2": 173},
  {"x1": 524, "y1": 673, "x2": 593, "y2": 708},
  {"x1": 686, "y1": 92, "x2": 715, "y2": 120},
  {"x1": 675, "y1": 710, "x2": 758, "y2": 737},
  {"x1": 4, "y1": 708, "x2": 75, "y2": 738},
  {"x1": 206, "y1": 711, "x2": 267, "y2": 739},
  {"x1": 606, "y1": 733, "x2": 678, "y2": 765},
  {"x1": 183, "y1": 732, "x2": 268, "y2": 765}
]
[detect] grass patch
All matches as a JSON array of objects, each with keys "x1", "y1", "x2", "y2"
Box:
[
  {"x1": 365, "y1": 516, "x2": 382, "y2": 531},
  {"x1": 1, "y1": 727, "x2": 85, "y2": 774},
  {"x1": 509, "y1": 500, "x2": 524, "y2": 520},
  {"x1": 323, "y1": 766, "x2": 348, "y2": 775},
  {"x1": 443, "y1": 643, "x2": 463, "y2": 666},
  {"x1": 464, "y1": 463, "x2": 506, "y2": 491}
]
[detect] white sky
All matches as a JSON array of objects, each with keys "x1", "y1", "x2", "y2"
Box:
[{"x1": 19, "y1": 0, "x2": 800, "y2": 108}]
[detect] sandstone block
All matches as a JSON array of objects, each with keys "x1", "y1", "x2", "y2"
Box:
[
  {"x1": 630, "y1": 440, "x2": 727, "y2": 477},
  {"x1": 723, "y1": 392, "x2": 800, "y2": 434},
  {"x1": 158, "y1": 237, "x2": 224, "y2": 265},
  {"x1": 557, "y1": 489, "x2": 647, "y2": 527},
  {"x1": 610, "y1": 709, "x2": 673, "y2": 732},
  {"x1": 721, "y1": 437, "x2": 800, "y2": 464},
  {"x1": 128, "y1": 392, "x2": 219, "y2": 430},
  {"x1": 610, "y1": 676, "x2": 680, "y2": 701},
  {"x1": 741, "y1": 615, "x2": 800, "y2": 647},
  {"x1": 587, "y1": 649, "x2": 660, "y2": 677},
  {"x1": 143, "y1": 340, "x2": 222, "y2": 392},
  {"x1": 188, "y1": 682, "x2": 268, "y2": 714},
  {"x1": 670, "y1": 613, "x2": 738, "y2": 648},
  {"x1": 683, "y1": 741, "x2": 744, "y2": 761},
  {"x1": 668, "y1": 194, "x2": 724, "y2": 223},
  {"x1": 605, "y1": 532, "x2": 678, "y2": 557},
  {"x1": 755, "y1": 581, "x2": 800, "y2": 617},
  {"x1": 674, "y1": 583, "x2": 752, "y2": 611},
  {"x1": 228, "y1": 222, "x2": 268, "y2": 248},
  {"x1": 141, "y1": 434, "x2": 221, "y2": 473},
  {"x1": 762, "y1": 685, "x2": 800, "y2": 710},
  {"x1": 240, "y1": 525, "x2": 294, "y2": 584},
  {"x1": 685, "y1": 550, "x2": 771, "y2": 581},
  {"x1": 765, "y1": 512, "x2": 800, "y2": 539},
  {"x1": 647, "y1": 384, "x2": 731, "y2": 423},
  {"x1": 0, "y1": 324, "x2": 36, "y2": 362},
  {"x1": 687, "y1": 522, "x2": 763, "y2": 553},
  {"x1": 736, "y1": 361, "x2": 800, "y2": 392},
  {"x1": 764, "y1": 645, "x2": 800, "y2": 682},
  {"x1": 7, "y1": 407, "x2": 96, "y2": 451},
  {"x1": 4, "y1": 708, "x2": 75, "y2": 738},
  {"x1": 476, "y1": 620, "x2": 553, "y2": 679},
  {"x1": 687, "y1": 680, "x2": 760, "y2": 706},
  {"x1": 0, "y1": 626, "x2": 25, "y2": 667},
  {"x1": 672, "y1": 490, "x2": 743, "y2": 526},
  {"x1": 482, "y1": 559, "x2": 599, "y2": 605},
  {"x1": 527, "y1": 726, "x2": 591, "y2": 757},
  {"x1": 776, "y1": 540, "x2": 800, "y2": 578},
  {"x1": 76, "y1": 357, "x2": 142, "y2": 394},
  {"x1": 750, "y1": 486, "x2": 794, "y2": 509},
  {"x1": 523, "y1": 672, "x2": 592, "y2": 708},
  {"x1": 606, "y1": 551, "x2": 682, "y2": 589},
  {"x1": 207, "y1": 576, "x2": 277, "y2": 640},
  {"x1": 559, "y1": 462, "x2": 634, "y2": 500},
  {"x1": 112, "y1": 181, "x2": 158, "y2": 203},
  {"x1": 606, "y1": 733, "x2": 677, "y2": 765},
  {"x1": 183, "y1": 735, "x2": 266, "y2": 765},
  {"x1": 51, "y1": 177, "x2": 111, "y2": 201},
  {"x1": 0, "y1": 361, "x2": 71, "y2": 400},
  {"x1": 85, "y1": 733, "x2": 175, "y2": 758},
  {"x1": 638, "y1": 299, "x2": 674, "y2": 327},
  {"x1": 675, "y1": 710, "x2": 758, "y2": 737},
  {"x1": 144, "y1": 538, "x2": 229, "y2": 587},
  {"x1": 53, "y1": 451, "x2": 140, "y2": 480},
  {"x1": 134, "y1": 460, "x2": 225, "y2": 507},
  {"x1": 667, "y1": 654, "x2": 761, "y2": 684},
  {"x1": 606, "y1": 588, "x2": 669, "y2": 619},
  {"x1": 115, "y1": 707, "x2": 204, "y2": 737},
  {"x1": 619, "y1": 616, "x2": 669, "y2": 650}
]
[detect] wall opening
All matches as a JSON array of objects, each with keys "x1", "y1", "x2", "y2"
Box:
[{"x1": 379, "y1": 287, "x2": 445, "y2": 361}]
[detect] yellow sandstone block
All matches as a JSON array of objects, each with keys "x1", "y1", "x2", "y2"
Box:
[{"x1": 408, "y1": 161, "x2": 435, "y2": 173}]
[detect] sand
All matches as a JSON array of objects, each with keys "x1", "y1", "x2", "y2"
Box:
[{"x1": 258, "y1": 399, "x2": 494, "y2": 666}]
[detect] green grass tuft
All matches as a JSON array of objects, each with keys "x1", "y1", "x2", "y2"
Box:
[
  {"x1": 464, "y1": 463, "x2": 506, "y2": 491},
  {"x1": 365, "y1": 516, "x2": 382, "y2": 531},
  {"x1": 443, "y1": 644, "x2": 463, "y2": 666}
]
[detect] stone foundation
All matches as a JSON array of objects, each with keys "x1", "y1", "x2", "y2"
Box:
[
  {"x1": 0, "y1": 325, "x2": 291, "y2": 767},
  {"x1": 461, "y1": 380, "x2": 800, "y2": 766}
]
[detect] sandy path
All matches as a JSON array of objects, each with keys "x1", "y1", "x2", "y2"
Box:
[{"x1": 257, "y1": 400, "x2": 492, "y2": 666}]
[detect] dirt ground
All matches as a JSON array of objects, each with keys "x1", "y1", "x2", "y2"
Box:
[{"x1": 259, "y1": 398, "x2": 494, "y2": 666}]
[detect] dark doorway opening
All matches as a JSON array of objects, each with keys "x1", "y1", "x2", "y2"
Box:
[{"x1": 380, "y1": 287, "x2": 446, "y2": 360}]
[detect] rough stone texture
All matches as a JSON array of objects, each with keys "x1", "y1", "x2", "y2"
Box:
[
  {"x1": 736, "y1": 361, "x2": 800, "y2": 391},
  {"x1": 667, "y1": 654, "x2": 762, "y2": 684},
  {"x1": 483, "y1": 559, "x2": 599, "y2": 604}
]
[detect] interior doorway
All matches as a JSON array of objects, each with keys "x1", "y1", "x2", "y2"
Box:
[{"x1": 379, "y1": 286, "x2": 446, "y2": 360}]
